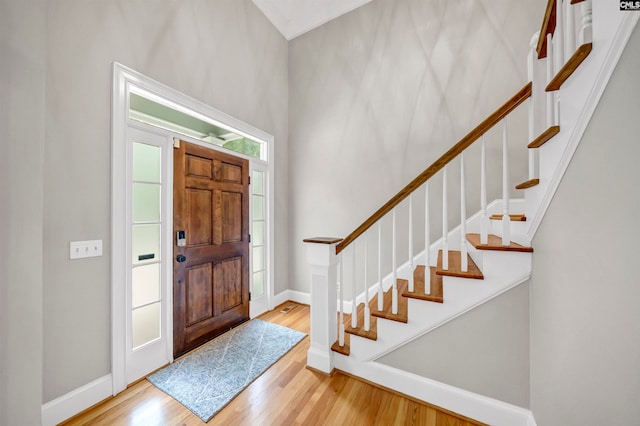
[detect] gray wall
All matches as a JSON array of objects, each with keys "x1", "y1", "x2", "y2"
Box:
[
  {"x1": 288, "y1": 0, "x2": 545, "y2": 294},
  {"x1": 530, "y1": 24, "x2": 640, "y2": 425},
  {"x1": 379, "y1": 282, "x2": 530, "y2": 408},
  {"x1": 40, "y1": 0, "x2": 288, "y2": 403},
  {"x1": 0, "y1": 0, "x2": 46, "y2": 423}
]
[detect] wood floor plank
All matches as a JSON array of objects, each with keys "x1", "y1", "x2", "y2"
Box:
[{"x1": 63, "y1": 301, "x2": 484, "y2": 426}]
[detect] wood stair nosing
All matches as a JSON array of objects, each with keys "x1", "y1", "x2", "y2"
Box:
[
  {"x1": 370, "y1": 279, "x2": 409, "y2": 323},
  {"x1": 489, "y1": 213, "x2": 526, "y2": 222},
  {"x1": 435, "y1": 250, "x2": 484, "y2": 279},
  {"x1": 515, "y1": 178, "x2": 540, "y2": 190},
  {"x1": 331, "y1": 332, "x2": 350, "y2": 356},
  {"x1": 546, "y1": 42, "x2": 593, "y2": 92},
  {"x1": 528, "y1": 125, "x2": 560, "y2": 149},
  {"x1": 402, "y1": 265, "x2": 443, "y2": 303},
  {"x1": 344, "y1": 301, "x2": 378, "y2": 341},
  {"x1": 466, "y1": 233, "x2": 534, "y2": 253}
]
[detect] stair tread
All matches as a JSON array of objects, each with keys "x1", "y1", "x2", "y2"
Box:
[
  {"x1": 344, "y1": 302, "x2": 378, "y2": 340},
  {"x1": 546, "y1": 42, "x2": 593, "y2": 91},
  {"x1": 371, "y1": 279, "x2": 409, "y2": 323},
  {"x1": 331, "y1": 333, "x2": 350, "y2": 356},
  {"x1": 528, "y1": 125, "x2": 560, "y2": 148},
  {"x1": 489, "y1": 213, "x2": 526, "y2": 222},
  {"x1": 515, "y1": 178, "x2": 540, "y2": 190},
  {"x1": 402, "y1": 265, "x2": 443, "y2": 303},
  {"x1": 436, "y1": 250, "x2": 484, "y2": 279},
  {"x1": 466, "y1": 233, "x2": 534, "y2": 252}
]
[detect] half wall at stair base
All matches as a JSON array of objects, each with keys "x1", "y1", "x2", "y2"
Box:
[{"x1": 378, "y1": 282, "x2": 530, "y2": 409}]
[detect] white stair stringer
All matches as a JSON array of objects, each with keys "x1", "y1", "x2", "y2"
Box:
[{"x1": 346, "y1": 250, "x2": 531, "y2": 362}]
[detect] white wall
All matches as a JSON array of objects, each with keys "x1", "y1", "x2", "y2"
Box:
[
  {"x1": 379, "y1": 282, "x2": 530, "y2": 408},
  {"x1": 41, "y1": 0, "x2": 288, "y2": 403},
  {"x1": 0, "y1": 0, "x2": 46, "y2": 423},
  {"x1": 530, "y1": 23, "x2": 640, "y2": 425},
  {"x1": 288, "y1": 0, "x2": 545, "y2": 294}
]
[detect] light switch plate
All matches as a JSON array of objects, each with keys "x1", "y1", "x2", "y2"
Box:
[{"x1": 70, "y1": 240, "x2": 103, "y2": 259}]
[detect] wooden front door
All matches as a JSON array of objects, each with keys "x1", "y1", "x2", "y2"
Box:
[{"x1": 173, "y1": 140, "x2": 250, "y2": 357}]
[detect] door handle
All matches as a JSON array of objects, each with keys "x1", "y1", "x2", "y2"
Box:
[{"x1": 176, "y1": 254, "x2": 187, "y2": 263}]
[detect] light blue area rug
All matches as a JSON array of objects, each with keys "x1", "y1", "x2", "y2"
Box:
[{"x1": 147, "y1": 319, "x2": 306, "y2": 422}]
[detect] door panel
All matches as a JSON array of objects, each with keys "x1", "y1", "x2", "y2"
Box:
[
  {"x1": 216, "y1": 256, "x2": 243, "y2": 311},
  {"x1": 222, "y1": 192, "x2": 242, "y2": 242},
  {"x1": 186, "y1": 189, "x2": 213, "y2": 246},
  {"x1": 186, "y1": 263, "x2": 214, "y2": 326},
  {"x1": 174, "y1": 141, "x2": 250, "y2": 357}
]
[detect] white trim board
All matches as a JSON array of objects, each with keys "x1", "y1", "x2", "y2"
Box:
[
  {"x1": 272, "y1": 289, "x2": 311, "y2": 307},
  {"x1": 41, "y1": 375, "x2": 112, "y2": 426},
  {"x1": 333, "y1": 359, "x2": 533, "y2": 426}
]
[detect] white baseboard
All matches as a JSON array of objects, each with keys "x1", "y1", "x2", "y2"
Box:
[
  {"x1": 334, "y1": 359, "x2": 533, "y2": 426},
  {"x1": 272, "y1": 289, "x2": 310, "y2": 307},
  {"x1": 41, "y1": 374, "x2": 112, "y2": 426}
]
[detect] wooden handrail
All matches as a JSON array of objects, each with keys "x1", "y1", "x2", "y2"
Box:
[
  {"x1": 537, "y1": 0, "x2": 586, "y2": 59},
  {"x1": 335, "y1": 82, "x2": 532, "y2": 255},
  {"x1": 536, "y1": 0, "x2": 556, "y2": 59}
]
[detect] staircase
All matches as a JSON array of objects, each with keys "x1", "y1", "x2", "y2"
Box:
[{"x1": 304, "y1": 2, "x2": 638, "y2": 425}]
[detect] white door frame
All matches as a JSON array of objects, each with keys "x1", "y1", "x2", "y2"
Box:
[{"x1": 111, "y1": 62, "x2": 275, "y2": 394}]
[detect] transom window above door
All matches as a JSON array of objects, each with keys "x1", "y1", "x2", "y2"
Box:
[{"x1": 129, "y1": 91, "x2": 266, "y2": 161}]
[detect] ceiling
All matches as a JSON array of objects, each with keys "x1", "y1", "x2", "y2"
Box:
[{"x1": 251, "y1": 0, "x2": 372, "y2": 40}]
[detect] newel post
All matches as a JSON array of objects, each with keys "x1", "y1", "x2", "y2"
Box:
[{"x1": 303, "y1": 237, "x2": 342, "y2": 374}]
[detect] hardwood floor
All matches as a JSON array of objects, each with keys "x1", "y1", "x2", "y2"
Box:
[{"x1": 63, "y1": 302, "x2": 483, "y2": 426}]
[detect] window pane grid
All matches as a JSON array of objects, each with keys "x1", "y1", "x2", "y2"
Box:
[{"x1": 131, "y1": 141, "x2": 163, "y2": 350}]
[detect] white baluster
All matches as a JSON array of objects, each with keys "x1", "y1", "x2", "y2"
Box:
[
  {"x1": 555, "y1": 0, "x2": 565, "y2": 68},
  {"x1": 546, "y1": 32, "x2": 554, "y2": 128},
  {"x1": 392, "y1": 208, "x2": 398, "y2": 315},
  {"x1": 442, "y1": 166, "x2": 449, "y2": 270},
  {"x1": 408, "y1": 194, "x2": 414, "y2": 292},
  {"x1": 377, "y1": 222, "x2": 383, "y2": 312},
  {"x1": 528, "y1": 33, "x2": 538, "y2": 182},
  {"x1": 339, "y1": 253, "x2": 345, "y2": 347},
  {"x1": 502, "y1": 118, "x2": 511, "y2": 246},
  {"x1": 566, "y1": 0, "x2": 576, "y2": 57},
  {"x1": 580, "y1": 0, "x2": 592, "y2": 46},
  {"x1": 351, "y1": 245, "x2": 357, "y2": 329},
  {"x1": 424, "y1": 182, "x2": 431, "y2": 294},
  {"x1": 556, "y1": 96, "x2": 561, "y2": 127},
  {"x1": 480, "y1": 135, "x2": 489, "y2": 245},
  {"x1": 364, "y1": 233, "x2": 370, "y2": 332},
  {"x1": 527, "y1": 86, "x2": 537, "y2": 179},
  {"x1": 460, "y1": 153, "x2": 468, "y2": 272}
]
